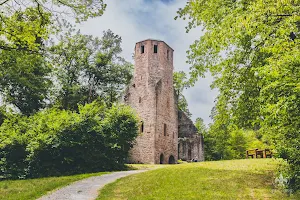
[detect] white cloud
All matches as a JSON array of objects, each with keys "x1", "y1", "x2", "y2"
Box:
[{"x1": 78, "y1": 0, "x2": 218, "y2": 125}]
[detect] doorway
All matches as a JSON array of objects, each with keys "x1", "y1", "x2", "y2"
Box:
[{"x1": 160, "y1": 153, "x2": 164, "y2": 164}]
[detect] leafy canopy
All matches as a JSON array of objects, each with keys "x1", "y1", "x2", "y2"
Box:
[{"x1": 177, "y1": 0, "x2": 300, "y2": 190}]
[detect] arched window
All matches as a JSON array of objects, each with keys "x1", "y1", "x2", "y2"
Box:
[{"x1": 168, "y1": 155, "x2": 175, "y2": 164}]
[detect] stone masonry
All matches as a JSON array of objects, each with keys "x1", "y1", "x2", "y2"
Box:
[
  {"x1": 124, "y1": 39, "x2": 204, "y2": 164},
  {"x1": 178, "y1": 110, "x2": 204, "y2": 161}
]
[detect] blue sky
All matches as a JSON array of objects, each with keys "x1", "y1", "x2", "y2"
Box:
[{"x1": 79, "y1": 0, "x2": 218, "y2": 125}]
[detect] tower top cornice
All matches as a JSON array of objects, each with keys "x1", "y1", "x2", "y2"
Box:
[{"x1": 136, "y1": 39, "x2": 174, "y2": 51}]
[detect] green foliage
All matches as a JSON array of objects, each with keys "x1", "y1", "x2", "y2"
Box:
[
  {"x1": 92, "y1": 30, "x2": 133, "y2": 106},
  {"x1": 0, "y1": 0, "x2": 106, "y2": 24},
  {"x1": 173, "y1": 71, "x2": 192, "y2": 117},
  {"x1": 51, "y1": 30, "x2": 133, "y2": 110},
  {"x1": 0, "y1": 7, "x2": 52, "y2": 52},
  {"x1": 204, "y1": 125, "x2": 272, "y2": 161},
  {"x1": 0, "y1": 102, "x2": 139, "y2": 179},
  {"x1": 194, "y1": 117, "x2": 206, "y2": 134},
  {"x1": 177, "y1": 0, "x2": 300, "y2": 191},
  {"x1": 0, "y1": 8, "x2": 53, "y2": 115},
  {"x1": 0, "y1": 106, "x2": 7, "y2": 126}
]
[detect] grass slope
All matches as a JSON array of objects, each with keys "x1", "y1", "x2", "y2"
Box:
[
  {"x1": 0, "y1": 172, "x2": 108, "y2": 200},
  {"x1": 98, "y1": 159, "x2": 300, "y2": 200}
]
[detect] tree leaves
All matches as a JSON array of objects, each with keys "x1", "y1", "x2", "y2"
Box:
[{"x1": 178, "y1": 0, "x2": 300, "y2": 190}]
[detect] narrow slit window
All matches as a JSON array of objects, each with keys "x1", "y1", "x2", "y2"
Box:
[
  {"x1": 141, "y1": 45, "x2": 144, "y2": 54},
  {"x1": 154, "y1": 45, "x2": 158, "y2": 53},
  {"x1": 140, "y1": 121, "x2": 144, "y2": 133},
  {"x1": 167, "y1": 50, "x2": 169, "y2": 60},
  {"x1": 164, "y1": 124, "x2": 167, "y2": 136},
  {"x1": 139, "y1": 97, "x2": 142, "y2": 103}
]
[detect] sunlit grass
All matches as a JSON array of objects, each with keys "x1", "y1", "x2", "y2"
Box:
[
  {"x1": 126, "y1": 164, "x2": 168, "y2": 170},
  {"x1": 0, "y1": 172, "x2": 109, "y2": 200},
  {"x1": 98, "y1": 159, "x2": 300, "y2": 200}
]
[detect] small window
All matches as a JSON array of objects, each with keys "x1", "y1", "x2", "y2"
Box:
[
  {"x1": 140, "y1": 121, "x2": 144, "y2": 133},
  {"x1": 154, "y1": 45, "x2": 158, "y2": 53},
  {"x1": 139, "y1": 97, "x2": 141, "y2": 103},
  {"x1": 164, "y1": 124, "x2": 167, "y2": 136},
  {"x1": 141, "y1": 45, "x2": 144, "y2": 54},
  {"x1": 167, "y1": 49, "x2": 169, "y2": 60}
]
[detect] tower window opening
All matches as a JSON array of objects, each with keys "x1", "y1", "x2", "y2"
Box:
[
  {"x1": 167, "y1": 49, "x2": 169, "y2": 60},
  {"x1": 164, "y1": 123, "x2": 167, "y2": 136},
  {"x1": 140, "y1": 121, "x2": 144, "y2": 133},
  {"x1": 139, "y1": 97, "x2": 142, "y2": 103},
  {"x1": 141, "y1": 45, "x2": 145, "y2": 54},
  {"x1": 154, "y1": 45, "x2": 158, "y2": 53}
]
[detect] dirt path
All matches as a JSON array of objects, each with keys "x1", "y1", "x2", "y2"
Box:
[{"x1": 38, "y1": 170, "x2": 147, "y2": 200}]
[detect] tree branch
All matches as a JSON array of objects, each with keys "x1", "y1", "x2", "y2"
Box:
[{"x1": 0, "y1": 0, "x2": 10, "y2": 6}]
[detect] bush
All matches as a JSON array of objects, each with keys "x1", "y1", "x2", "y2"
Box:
[{"x1": 0, "y1": 102, "x2": 139, "y2": 179}]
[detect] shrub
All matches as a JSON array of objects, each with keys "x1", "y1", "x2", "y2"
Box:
[{"x1": 0, "y1": 102, "x2": 139, "y2": 179}]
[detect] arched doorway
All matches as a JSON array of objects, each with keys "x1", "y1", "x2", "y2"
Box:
[
  {"x1": 160, "y1": 153, "x2": 164, "y2": 164},
  {"x1": 168, "y1": 155, "x2": 175, "y2": 164}
]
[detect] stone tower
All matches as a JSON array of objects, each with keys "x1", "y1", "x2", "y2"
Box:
[{"x1": 124, "y1": 39, "x2": 178, "y2": 164}]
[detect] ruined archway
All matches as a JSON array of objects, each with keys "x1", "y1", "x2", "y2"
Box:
[
  {"x1": 160, "y1": 153, "x2": 164, "y2": 164},
  {"x1": 168, "y1": 155, "x2": 175, "y2": 164}
]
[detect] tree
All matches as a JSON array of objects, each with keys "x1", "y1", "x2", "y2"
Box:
[
  {"x1": 0, "y1": 1, "x2": 106, "y2": 55},
  {"x1": 177, "y1": 0, "x2": 300, "y2": 190},
  {"x1": 51, "y1": 30, "x2": 133, "y2": 110},
  {"x1": 88, "y1": 30, "x2": 133, "y2": 106},
  {"x1": 0, "y1": 8, "x2": 52, "y2": 115},
  {"x1": 0, "y1": 0, "x2": 107, "y2": 114},
  {"x1": 173, "y1": 71, "x2": 193, "y2": 117},
  {"x1": 195, "y1": 117, "x2": 206, "y2": 134}
]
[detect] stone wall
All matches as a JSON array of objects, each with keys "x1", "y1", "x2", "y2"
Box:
[{"x1": 178, "y1": 110, "x2": 204, "y2": 161}]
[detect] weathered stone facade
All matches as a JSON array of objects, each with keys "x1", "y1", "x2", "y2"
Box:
[
  {"x1": 124, "y1": 39, "x2": 204, "y2": 164},
  {"x1": 178, "y1": 110, "x2": 204, "y2": 161}
]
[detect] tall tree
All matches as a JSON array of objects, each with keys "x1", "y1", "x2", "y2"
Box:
[
  {"x1": 177, "y1": 0, "x2": 300, "y2": 190},
  {"x1": 88, "y1": 30, "x2": 133, "y2": 106},
  {"x1": 0, "y1": 8, "x2": 52, "y2": 115},
  {"x1": 51, "y1": 30, "x2": 133, "y2": 110},
  {"x1": 0, "y1": 1, "x2": 107, "y2": 114}
]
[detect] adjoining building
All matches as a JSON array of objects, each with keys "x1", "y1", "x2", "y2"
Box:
[{"x1": 123, "y1": 39, "x2": 204, "y2": 164}]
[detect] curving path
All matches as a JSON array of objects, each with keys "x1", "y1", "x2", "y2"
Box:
[{"x1": 38, "y1": 170, "x2": 148, "y2": 200}]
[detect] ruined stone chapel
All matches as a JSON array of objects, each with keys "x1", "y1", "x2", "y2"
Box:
[{"x1": 123, "y1": 39, "x2": 204, "y2": 164}]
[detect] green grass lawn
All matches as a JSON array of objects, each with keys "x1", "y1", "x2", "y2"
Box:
[
  {"x1": 0, "y1": 164, "x2": 161, "y2": 200},
  {"x1": 0, "y1": 171, "x2": 109, "y2": 200},
  {"x1": 98, "y1": 159, "x2": 300, "y2": 200}
]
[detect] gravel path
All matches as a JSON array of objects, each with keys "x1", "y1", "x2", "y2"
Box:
[{"x1": 38, "y1": 170, "x2": 147, "y2": 200}]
